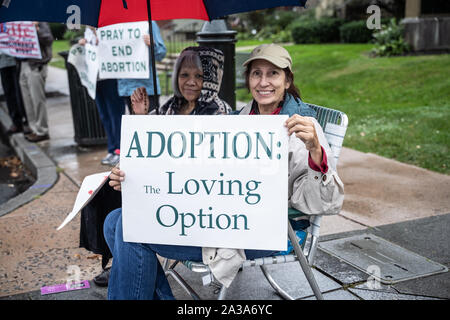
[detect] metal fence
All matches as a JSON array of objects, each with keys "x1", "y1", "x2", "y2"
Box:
[{"x1": 158, "y1": 20, "x2": 203, "y2": 95}]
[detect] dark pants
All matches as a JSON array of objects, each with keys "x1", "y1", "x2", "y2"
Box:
[
  {"x1": 0, "y1": 63, "x2": 27, "y2": 128},
  {"x1": 95, "y1": 79, "x2": 124, "y2": 154},
  {"x1": 104, "y1": 208, "x2": 277, "y2": 300}
]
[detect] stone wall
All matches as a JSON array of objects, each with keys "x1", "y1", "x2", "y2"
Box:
[{"x1": 402, "y1": 17, "x2": 450, "y2": 52}]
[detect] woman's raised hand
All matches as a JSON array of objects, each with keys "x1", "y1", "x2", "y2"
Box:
[
  {"x1": 131, "y1": 87, "x2": 149, "y2": 115},
  {"x1": 285, "y1": 114, "x2": 323, "y2": 166},
  {"x1": 109, "y1": 166, "x2": 125, "y2": 192},
  {"x1": 143, "y1": 34, "x2": 151, "y2": 46}
]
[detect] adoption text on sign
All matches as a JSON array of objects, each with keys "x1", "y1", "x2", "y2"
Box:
[{"x1": 120, "y1": 115, "x2": 289, "y2": 250}]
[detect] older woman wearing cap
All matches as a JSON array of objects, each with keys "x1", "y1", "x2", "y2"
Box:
[{"x1": 238, "y1": 43, "x2": 344, "y2": 218}]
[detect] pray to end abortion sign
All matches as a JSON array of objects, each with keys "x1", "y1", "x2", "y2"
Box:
[
  {"x1": 68, "y1": 43, "x2": 99, "y2": 100},
  {"x1": 98, "y1": 21, "x2": 149, "y2": 79},
  {"x1": 120, "y1": 115, "x2": 289, "y2": 251}
]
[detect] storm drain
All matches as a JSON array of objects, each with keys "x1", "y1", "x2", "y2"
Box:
[{"x1": 319, "y1": 233, "x2": 448, "y2": 284}]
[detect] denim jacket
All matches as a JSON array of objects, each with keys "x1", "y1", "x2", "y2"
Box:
[{"x1": 117, "y1": 21, "x2": 166, "y2": 97}]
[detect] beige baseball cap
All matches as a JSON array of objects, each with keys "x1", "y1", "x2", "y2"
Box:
[{"x1": 243, "y1": 44, "x2": 292, "y2": 71}]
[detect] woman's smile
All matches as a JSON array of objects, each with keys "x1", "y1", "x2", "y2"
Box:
[
  {"x1": 249, "y1": 59, "x2": 290, "y2": 113},
  {"x1": 256, "y1": 89, "x2": 275, "y2": 96}
]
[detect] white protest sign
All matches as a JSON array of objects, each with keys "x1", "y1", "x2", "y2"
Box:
[
  {"x1": 57, "y1": 171, "x2": 110, "y2": 230},
  {"x1": 120, "y1": 115, "x2": 289, "y2": 251},
  {"x1": 68, "y1": 43, "x2": 99, "y2": 99},
  {"x1": 0, "y1": 21, "x2": 41, "y2": 59},
  {"x1": 98, "y1": 21, "x2": 149, "y2": 79}
]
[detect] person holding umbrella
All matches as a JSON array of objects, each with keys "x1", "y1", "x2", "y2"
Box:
[
  {"x1": 117, "y1": 21, "x2": 166, "y2": 117},
  {"x1": 104, "y1": 44, "x2": 344, "y2": 300},
  {"x1": 78, "y1": 27, "x2": 124, "y2": 167}
]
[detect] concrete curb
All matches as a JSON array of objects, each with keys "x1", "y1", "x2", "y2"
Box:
[{"x1": 0, "y1": 105, "x2": 58, "y2": 218}]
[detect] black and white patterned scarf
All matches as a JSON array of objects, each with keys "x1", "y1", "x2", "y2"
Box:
[{"x1": 159, "y1": 46, "x2": 231, "y2": 115}]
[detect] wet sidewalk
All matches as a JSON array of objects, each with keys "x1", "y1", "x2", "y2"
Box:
[{"x1": 0, "y1": 66, "x2": 449, "y2": 300}]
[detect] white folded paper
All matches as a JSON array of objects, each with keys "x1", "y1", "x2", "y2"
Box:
[{"x1": 57, "y1": 171, "x2": 111, "y2": 230}]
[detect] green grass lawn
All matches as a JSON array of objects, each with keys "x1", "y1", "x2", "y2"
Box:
[
  {"x1": 50, "y1": 40, "x2": 71, "y2": 69},
  {"x1": 237, "y1": 43, "x2": 450, "y2": 174},
  {"x1": 52, "y1": 39, "x2": 449, "y2": 174}
]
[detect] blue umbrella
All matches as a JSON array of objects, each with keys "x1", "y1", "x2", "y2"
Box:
[{"x1": 0, "y1": 1, "x2": 308, "y2": 26}]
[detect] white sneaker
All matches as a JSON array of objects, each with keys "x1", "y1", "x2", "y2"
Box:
[
  {"x1": 109, "y1": 154, "x2": 120, "y2": 166},
  {"x1": 101, "y1": 153, "x2": 114, "y2": 165}
]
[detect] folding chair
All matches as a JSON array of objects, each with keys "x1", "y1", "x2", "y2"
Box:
[{"x1": 164, "y1": 104, "x2": 348, "y2": 300}]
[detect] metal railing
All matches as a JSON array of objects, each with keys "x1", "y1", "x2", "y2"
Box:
[{"x1": 158, "y1": 20, "x2": 202, "y2": 95}]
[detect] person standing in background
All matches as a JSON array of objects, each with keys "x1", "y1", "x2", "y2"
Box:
[
  {"x1": 96, "y1": 73, "x2": 123, "y2": 166},
  {"x1": 19, "y1": 21, "x2": 53, "y2": 143},
  {"x1": 0, "y1": 53, "x2": 29, "y2": 135},
  {"x1": 79, "y1": 26, "x2": 124, "y2": 167},
  {"x1": 80, "y1": 22, "x2": 166, "y2": 166},
  {"x1": 117, "y1": 21, "x2": 166, "y2": 116}
]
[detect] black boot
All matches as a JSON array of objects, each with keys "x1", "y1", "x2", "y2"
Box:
[
  {"x1": 93, "y1": 267, "x2": 111, "y2": 287},
  {"x1": 93, "y1": 255, "x2": 111, "y2": 287}
]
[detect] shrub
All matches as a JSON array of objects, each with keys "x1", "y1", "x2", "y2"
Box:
[
  {"x1": 236, "y1": 31, "x2": 253, "y2": 41},
  {"x1": 291, "y1": 17, "x2": 344, "y2": 44},
  {"x1": 273, "y1": 29, "x2": 292, "y2": 43},
  {"x1": 63, "y1": 27, "x2": 85, "y2": 44},
  {"x1": 339, "y1": 20, "x2": 374, "y2": 43},
  {"x1": 255, "y1": 26, "x2": 276, "y2": 40},
  {"x1": 232, "y1": 9, "x2": 313, "y2": 43},
  {"x1": 290, "y1": 9, "x2": 316, "y2": 24},
  {"x1": 49, "y1": 23, "x2": 67, "y2": 40},
  {"x1": 273, "y1": 10, "x2": 299, "y2": 30},
  {"x1": 372, "y1": 19, "x2": 410, "y2": 56},
  {"x1": 291, "y1": 21, "x2": 321, "y2": 43}
]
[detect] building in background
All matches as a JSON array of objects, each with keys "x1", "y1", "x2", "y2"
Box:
[
  {"x1": 313, "y1": 0, "x2": 450, "y2": 53},
  {"x1": 315, "y1": 0, "x2": 402, "y2": 20},
  {"x1": 402, "y1": 0, "x2": 450, "y2": 52}
]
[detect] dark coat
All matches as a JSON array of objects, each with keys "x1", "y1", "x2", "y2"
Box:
[
  {"x1": 79, "y1": 179, "x2": 121, "y2": 261},
  {"x1": 28, "y1": 22, "x2": 53, "y2": 69}
]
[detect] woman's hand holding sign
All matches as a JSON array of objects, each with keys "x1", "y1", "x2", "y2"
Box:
[
  {"x1": 109, "y1": 166, "x2": 125, "y2": 191},
  {"x1": 131, "y1": 86, "x2": 149, "y2": 114},
  {"x1": 142, "y1": 34, "x2": 152, "y2": 46},
  {"x1": 285, "y1": 114, "x2": 322, "y2": 167}
]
